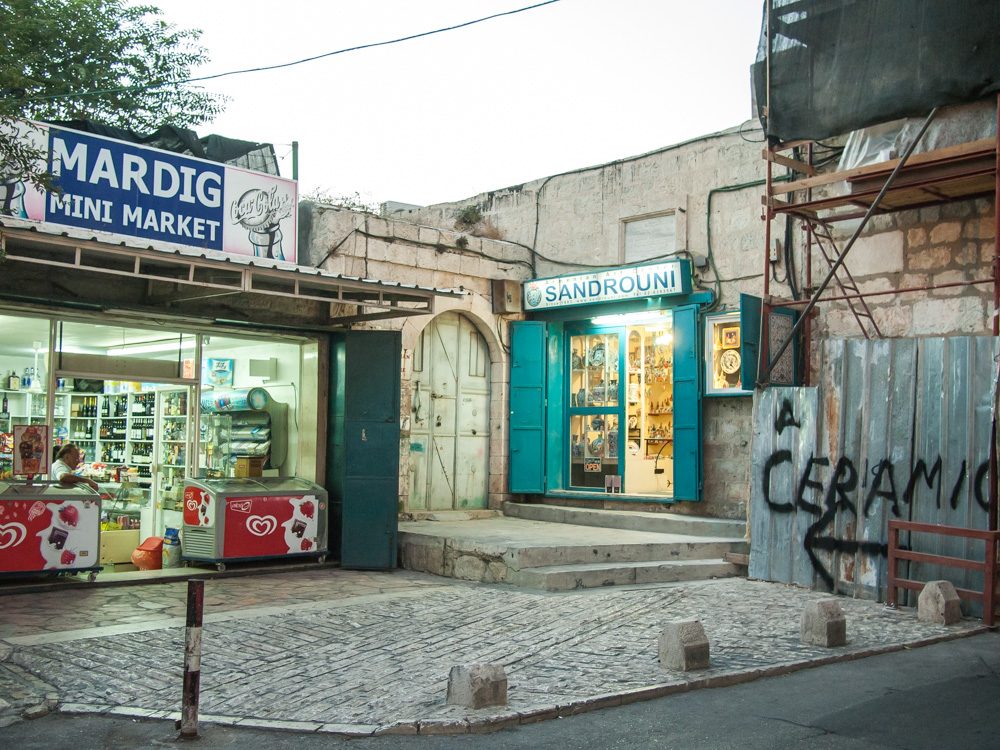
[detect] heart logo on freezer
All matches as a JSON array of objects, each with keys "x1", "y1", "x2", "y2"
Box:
[
  {"x1": 0, "y1": 522, "x2": 28, "y2": 550},
  {"x1": 246, "y1": 515, "x2": 277, "y2": 537},
  {"x1": 186, "y1": 498, "x2": 199, "y2": 512}
]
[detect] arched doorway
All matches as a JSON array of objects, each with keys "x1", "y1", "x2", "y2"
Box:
[{"x1": 409, "y1": 312, "x2": 491, "y2": 510}]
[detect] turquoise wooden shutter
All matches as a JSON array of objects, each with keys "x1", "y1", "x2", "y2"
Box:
[
  {"x1": 672, "y1": 304, "x2": 701, "y2": 501},
  {"x1": 740, "y1": 293, "x2": 801, "y2": 388},
  {"x1": 740, "y1": 293, "x2": 762, "y2": 390},
  {"x1": 509, "y1": 321, "x2": 546, "y2": 493}
]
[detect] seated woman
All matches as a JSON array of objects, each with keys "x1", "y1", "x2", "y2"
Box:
[{"x1": 50, "y1": 443, "x2": 99, "y2": 492}]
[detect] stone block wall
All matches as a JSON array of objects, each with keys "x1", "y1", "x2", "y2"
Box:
[
  {"x1": 698, "y1": 397, "x2": 753, "y2": 520},
  {"x1": 300, "y1": 203, "x2": 531, "y2": 512},
  {"x1": 816, "y1": 197, "x2": 995, "y2": 340}
]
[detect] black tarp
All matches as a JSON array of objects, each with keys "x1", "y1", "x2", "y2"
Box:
[
  {"x1": 46, "y1": 120, "x2": 281, "y2": 176},
  {"x1": 751, "y1": 0, "x2": 1000, "y2": 142}
]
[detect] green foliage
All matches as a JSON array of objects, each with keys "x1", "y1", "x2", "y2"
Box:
[
  {"x1": 1, "y1": 0, "x2": 224, "y2": 187},
  {"x1": 454, "y1": 204, "x2": 483, "y2": 229}
]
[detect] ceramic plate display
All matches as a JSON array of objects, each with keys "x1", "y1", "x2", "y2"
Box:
[
  {"x1": 588, "y1": 342, "x2": 605, "y2": 367},
  {"x1": 587, "y1": 435, "x2": 604, "y2": 457}
]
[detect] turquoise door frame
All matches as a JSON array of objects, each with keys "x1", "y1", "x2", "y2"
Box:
[{"x1": 509, "y1": 293, "x2": 710, "y2": 503}]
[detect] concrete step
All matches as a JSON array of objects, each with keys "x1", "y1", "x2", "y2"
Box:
[
  {"x1": 398, "y1": 517, "x2": 748, "y2": 589},
  {"x1": 509, "y1": 539, "x2": 744, "y2": 569},
  {"x1": 504, "y1": 502, "x2": 745, "y2": 539},
  {"x1": 509, "y1": 558, "x2": 741, "y2": 592}
]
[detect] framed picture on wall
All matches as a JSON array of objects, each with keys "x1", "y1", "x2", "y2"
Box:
[
  {"x1": 205, "y1": 358, "x2": 235, "y2": 387},
  {"x1": 720, "y1": 326, "x2": 740, "y2": 349}
]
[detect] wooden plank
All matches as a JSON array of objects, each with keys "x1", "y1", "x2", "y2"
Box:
[
  {"x1": 764, "y1": 150, "x2": 817, "y2": 176},
  {"x1": 770, "y1": 138, "x2": 997, "y2": 196},
  {"x1": 724, "y1": 552, "x2": 749, "y2": 566}
]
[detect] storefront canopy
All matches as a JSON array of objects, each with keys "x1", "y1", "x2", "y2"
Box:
[{"x1": 0, "y1": 218, "x2": 462, "y2": 331}]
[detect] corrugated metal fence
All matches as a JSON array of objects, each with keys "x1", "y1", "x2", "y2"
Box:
[{"x1": 750, "y1": 336, "x2": 998, "y2": 611}]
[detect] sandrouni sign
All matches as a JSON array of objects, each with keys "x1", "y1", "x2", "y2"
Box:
[
  {"x1": 522, "y1": 260, "x2": 691, "y2": 311},
  {"x1": 0, "y1": 121, "x2": 298, "y2": 264}
]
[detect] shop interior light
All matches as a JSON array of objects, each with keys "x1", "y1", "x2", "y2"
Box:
[
  {"x1": 590, "y1": 310, "x2": 672, "y2": 327},
  {"x1": 654, "y1": 332, "x2": 673, "y2": 346},
  {"x1": 106, "y1": 339, "x2": 197, "y2": 356}
]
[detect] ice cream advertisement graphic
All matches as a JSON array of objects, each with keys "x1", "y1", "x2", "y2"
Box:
[
  {"x1": 281, "y1": 495, "x2": 319, "y2": 554},
  {"x1": 246, "y1": 514, "x2": 278, "y2": 537},
  {"x1": 0, "y1": 499, "x2": 97, "y2": 571},
  {"x1": 0, "y1": 522, "x2": 27, "y2": 550},
  {"x1": 183, "y1": 486, "x2": 215, "y2": 528},
  {"x1": 222, "y1": 494, "x2": 320, "y2": 558}
]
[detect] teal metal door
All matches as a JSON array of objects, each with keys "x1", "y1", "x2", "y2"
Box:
[{"x1": 329, "y1": 330, "x2": 401, "y2": 569}]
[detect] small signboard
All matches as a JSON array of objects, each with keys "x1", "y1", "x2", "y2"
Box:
[
  {"x1": 14, "y1": 424, "x2": 50, "y2": 477},
  {"x1": 523, "y1": 260, "x2": 692, "y2": 311},
  {"x1": 583, "y1": 458, "x2": 602, "y2": 473}
]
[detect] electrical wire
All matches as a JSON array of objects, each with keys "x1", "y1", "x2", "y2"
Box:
[{"x1": 25, "y1": 0, "x2": 564, "y2": 105}]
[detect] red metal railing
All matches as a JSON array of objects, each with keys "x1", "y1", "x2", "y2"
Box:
[{"x1": 887, "y1": 520, "x2": 999, "y2": 626}]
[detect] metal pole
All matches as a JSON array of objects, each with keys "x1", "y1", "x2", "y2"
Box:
[
  {"x1": 763, "y1": 107, "x2": 939, "y2": 382},
  {"x1": 988, "y1": 93, "x2": 999, "y2": 537},
  {"x1": 180, "y1": 578, "x2": 205, "y2": 739}
]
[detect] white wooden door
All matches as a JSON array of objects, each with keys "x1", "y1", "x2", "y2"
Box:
[{"x1": 409, "y1": 313, "x2": 490, "y2": 510}]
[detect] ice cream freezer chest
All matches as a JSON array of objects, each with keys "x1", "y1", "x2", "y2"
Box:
[
  {"x1": 0, "y1": 481, "x2": 102, "y2": 577},
  {"x1": 181, "y1": 477, "x2": 328, "y2": 567}
]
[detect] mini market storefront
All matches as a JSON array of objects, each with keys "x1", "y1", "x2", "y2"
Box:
[
  {"x1": 509, "y1": 261, "x2": 763, "y2": 504},
  {"x1": 0, "y1": 121, "x2": 454, "y2": 579}
]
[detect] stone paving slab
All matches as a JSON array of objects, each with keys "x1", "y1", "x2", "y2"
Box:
[{"x1": 0, "y1": 568, "x2": 983, "y2": 732}]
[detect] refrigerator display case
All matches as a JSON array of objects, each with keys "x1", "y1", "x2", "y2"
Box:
[
  {"x1": 0, "y1": 480, "x2": 102, "y2": 579},
  {"x1": 181, "y1": 477, "x2": 327, "y2": 570}
]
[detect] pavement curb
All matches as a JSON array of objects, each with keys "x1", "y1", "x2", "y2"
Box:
[
  {"x1": 49, "y1": 624, "x2": 989, "y2": 735},
  {"x1": 0, "y1": 560, "x2": 340, "y2": 597}
]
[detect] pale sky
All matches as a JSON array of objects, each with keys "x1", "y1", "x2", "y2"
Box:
[{"x1": 154, "y1": 0, "x2": 763, "y2": 207}]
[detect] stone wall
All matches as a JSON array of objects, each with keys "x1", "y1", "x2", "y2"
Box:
[
  {"x1": 818, "y1": 197, "x2": 996, "y2": 340},
  {"x1": 387, "y1": 126, "x2": 769, "y2": 519},
  {"x1": 387, "y1": 126, "x2": 771, "y2": 314},
  {"x1": 301, "y1": 203, "x2": 533, "y2": 512}
]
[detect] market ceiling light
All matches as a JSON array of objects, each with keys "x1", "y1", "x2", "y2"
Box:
[
  {"x1": 590, "y1": 310, "x2": 672, "y2": 327},
  {"x1": 655, "y1": 332, "x2": 673, "y2": 346},
  {"x1": 106, "y1": 339, "x2": 197, "y2": 356}
]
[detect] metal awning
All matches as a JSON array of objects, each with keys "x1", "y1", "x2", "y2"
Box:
[{"x1": 0, "y1": 220, "x2": 464, "y2": 330}]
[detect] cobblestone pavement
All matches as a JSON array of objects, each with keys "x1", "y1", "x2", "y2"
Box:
[{"x1": 0, "y1": 569, "x2": 983, "y2": 734}]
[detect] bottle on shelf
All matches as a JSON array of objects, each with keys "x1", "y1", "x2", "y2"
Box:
[
  {"x1": 7, "y1": 370, "x2": 19, "y2": 390},
  {"x1": 1, "y1": 394, "x2": 7, "y2": 415}
]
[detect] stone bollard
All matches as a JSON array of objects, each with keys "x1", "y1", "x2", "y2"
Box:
[
  {"x1": 658, "y1": 619, "x2": 710, "y2": 671},
  {"x1": 918, "y1": 580, "x2": 962, "y2": 625},
  {"x1": 801, "y1": 599, "x2": 847, "y2": 647},
  {"x1": 446, "y1": 663, "x2": 507, "y2": 708}
]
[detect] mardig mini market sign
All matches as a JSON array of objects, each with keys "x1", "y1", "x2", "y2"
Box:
[
  {"x1": 1, "y1": 121, "x2": 298, "y2": 264},
  {"x1": 522, "y1": 260, "x2": 692, "y2": 311}
]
